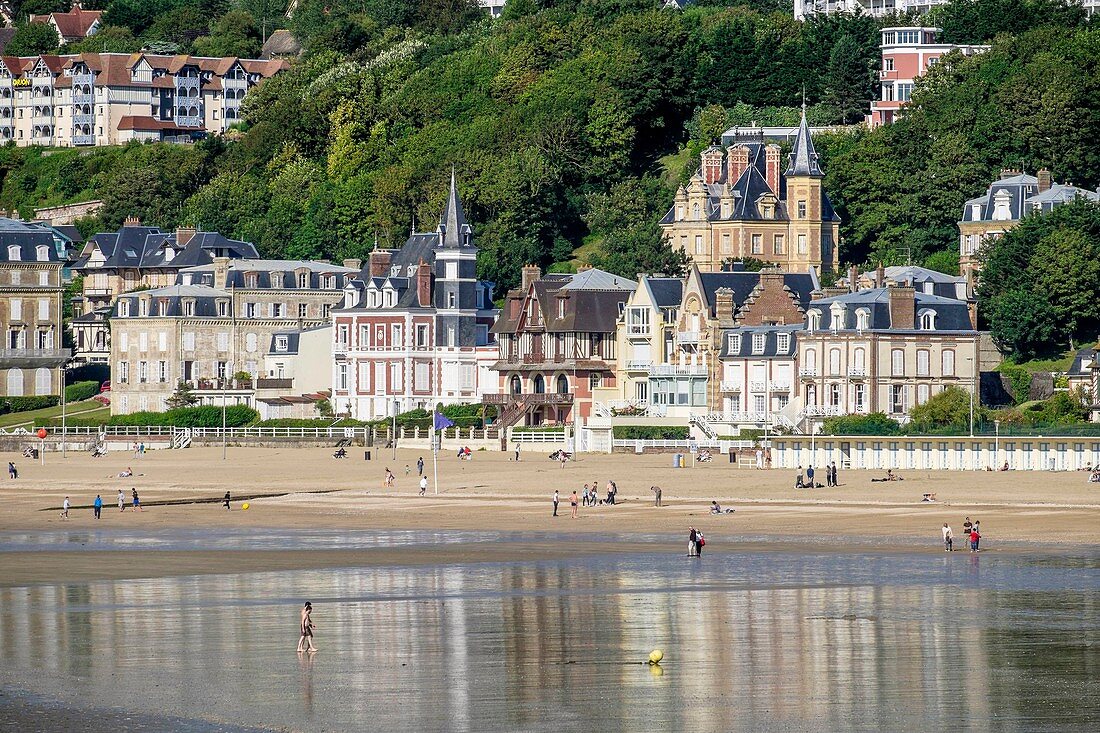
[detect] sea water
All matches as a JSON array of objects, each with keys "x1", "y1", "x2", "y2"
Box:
[{"x1": 0, "y1": 532, "x2": 1097, "y2": 732}]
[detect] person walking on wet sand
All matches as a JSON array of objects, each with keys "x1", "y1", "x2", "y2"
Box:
[
  {"x1": 651, "y1": 486, "x2": 662, "y2": 507},
  {"x1": 93, "y1": 494, "x2": 102, "y2": 520},
  {"x1": 942, "y1": 523, "x2": 953, "y2": 551},
  {"x1": 553, "y1": 490, "x2": 559, "y2": 517},
  {"x1": 131, "y1": 488, "x2": 142, "y2": 512},
  {"x1": 297, "y1": 602, "x2": 317, "y2": 653},
  {"x1": 224, "y1": 491, "x2": 231, "y2": 511},
  {"x1": 688, "y1": 527, "x2": 698, "y2": 556},
  {"x1": 969, "y1": 523, "x2": 980, "y2": 552},
  {"x1": 60, "y1": 496, "x2": 70, "y2": 519},
  {"x1": 570, "y1": 490, "x2": 578, "y2": 518},
  {"x1": 417, "y1": 457, "x2": 424, "y2": 477},
  {"x1": 118, "y1": 489, "x2": 125, "y2": 512}
]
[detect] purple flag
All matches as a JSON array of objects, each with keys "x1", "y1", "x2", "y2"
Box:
[{"x1": 433, "y1": 411, "x2": 454, "y2": 431}]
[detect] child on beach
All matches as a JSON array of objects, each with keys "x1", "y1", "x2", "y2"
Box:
[
  {"x1": 60, "y1": 496, "x2": 69, "y2": 519},
  {"x1": 570, "y1": 490, "x2": 578, "y2": 518},
  {"x1": 118, "y1": 489, "x2": 125, "y2": 512},
  {"x1": 384, "y1": 468, "x2": 395, "y2": 487},
  {"x1": 131, "y1": 488, "x2": 141, "y2": 512},
  {"x1": 297, "y1": 602, "x2": 317, "y2": 653}
]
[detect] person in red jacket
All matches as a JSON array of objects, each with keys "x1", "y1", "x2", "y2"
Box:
[{"x1": 969, "y1": 524, "x2": 981, "y2": 552}]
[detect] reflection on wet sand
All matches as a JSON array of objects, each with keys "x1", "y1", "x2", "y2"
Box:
[{"x1": 1, "y1": 550, "x2": 1098, "y2": 732}]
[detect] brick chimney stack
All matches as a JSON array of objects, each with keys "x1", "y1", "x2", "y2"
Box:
[
  {"x1": 727, "y1": 145, "x2": 750, "y2": 184},
  {"x1": 701, "y1": 146, "x2": 724, "y2": 185},
  {"x1": 764, "y1": 144, "x2": 781, "y2": 193},
  {"x1": 368, "y1": 249, "x2": 392, "y2": 278},
  {"x1": 875, "y1": 262, "x2": 885, "y2": 288},
  {"x1": 417, "y1": 258, "x2": 432, "y2": 307},
  {"x1": 1037, "y1": 168, "x2": 1052, "y2": 193},
  {"x1": 342, "y1": 258, "x2": 362, "y2": 271},
  {"x1": 212, "y1": 256, "x2": 230, "y2": 288},
  {"x1": 887, "y1": 286, "x2": 916, "y2": 329},
  {"x1": 848, "y1": 264, "x2": 859, "y2": 293},
  {"x1": 124, "y1": 215, "x2": 141, "y2": 227},
  {"x1": 175, "y1": 226, "x2": 197, "y2": 246},
  {"x1": 714, "y1": 287, "x2": 736, "y2": 326},
  {"x1": 521, "y1": 264, "x2": 541, "y2": 292}
]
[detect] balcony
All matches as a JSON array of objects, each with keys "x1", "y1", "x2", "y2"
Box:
[
  {"x1": 749, "y1": 381, "x2": 766, "y2": 392},
  {"x1": 799, "y1": 368, "x2": 819, "y2": 379},
  {"x1": 676, "y1": 330, "x2": 701, "y2": 344},
  {"x1": 0, "y1": 347, "x2": 71, "y2": 366},
  {"x1": 650, "y1": 363, "x2": 708, "y2": 377},
  {"x1": 719, "y1": 381, "x2": 741, "y2": 393},
  {"x1": 73, "y1": 134, "x2": 95, "y2": 146},
  {"x1": 848, "y1": 367, "x2": 867, "y2": 379},
  {"x1": 626, "y1": 323, "x2": 651, "y2": 338},
  {"x1": 770, "y1": 381, "x2": 791, "y2": 392},
  {"x1": 484, "y1": 392, "x2": 574, "y2": 406},
  {"x1": 624, "y1": 360, "x2": 652, "y2": 372},
  {"x1": 802, "y1": 405, "x2": 844, "y2": 418}
]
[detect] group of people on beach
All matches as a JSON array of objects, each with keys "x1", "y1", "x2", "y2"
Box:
[
  {"x1": 942, "y1": 517, "x2": 982, "y2": 552},
  {"x1": 552, "y1": 479, "x2": 619, "y2": 518},
  {"x1": 795, "y1": 463, "x2": 839, "y2": 488},
  {"x1": 60, "y1": 488, "x2": 141, "y2": 520}
]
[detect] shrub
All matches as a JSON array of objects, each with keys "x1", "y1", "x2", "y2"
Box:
[
  {"x1": 997, "y1": 363, "x2": 1034, "y2": 405},
  {"x1": 821, "y1": 412, "x2": 901, "y2": 435},
  {"x1": 105, "y1": 405, "x2": 259, "y2": 427},
  {"x1": 612, "y1": 425, "x2": 690, "y2": 440},
  {"x1": 909, "y1": 386, "x2": 985, "y2": 432},
  {"x1": 65, "y1": 381, "x2": 100, "y2": 402},
  {"x1": 1, "y1": 396, "x2": 59, "y2": 414},
  {"x1": 254, "y1": 418, "x2": 368, "y2": 427}
]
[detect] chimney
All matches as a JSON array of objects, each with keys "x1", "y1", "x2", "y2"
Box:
[
  {"x1": 701, "y1": 146, "x2": 724, "y2": 185},
  {"x1": 212, "y1": 256, "x2": 230, "y2": 288},
  {"x1": 343, "y1": 258, "x2": 362, "y2": 271},
  {"x1": 521, "y1": 264, "x2": 541, "y2": 292},
  {"x1": 875, "y1": 262, "x2": 885, "y2": 288},
  {"x1": 1037, "y1": 168, "x2": 1051, "y2": 193},
  {"x1": 848, "y1": 264, "x2": 859, "y2": 293},
  {"x1": 124, "y1": 215, "x2": 140, "y2": 227},
  {"x1": 368, "y1": 249, "x2": 392, "y2": 278},
  {"x1": 887, "y1": 286, "x2": 916, "y2": 329},
  {"x1": 416, "y1": 258, "x2": 432, "y2": 307},
  {"x1": 999, "y1": 168, "x2": 1019, "y2": 180},
  {"x1": 175, "y1": 226, "x2": 197, "y2": 246},
  {"x1": 968, "y1": 301, "x2": 978, "y2": 330},
  {"x1": 764, "y1": 144, "x2": 781, "y2": 193},
  {"x1": 823, "y1": 286, "x2": 848, "y2": 298},
  {"x1": 727, "y1": 145, "x2": 750, "y2": 184},
  {"x1": 714, "y1": 287, "x2": 735, "y2": 326}
]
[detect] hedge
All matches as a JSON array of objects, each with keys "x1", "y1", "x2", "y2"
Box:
[
  {"x1": 0, "y1": 396, "x2": 58, "y2": 414},
  {"x1": 254, "y1": 418, "x2": 369, "y2": 428},
  {"x1": 821, "y1": 412, "x2": 902, "y2": 436},
  {"x1": 612, "y1": 425, "x2": 690, "y2": 440},
  {"x1": 65, "y1": 381, "x2": 100, "y2": 403}
]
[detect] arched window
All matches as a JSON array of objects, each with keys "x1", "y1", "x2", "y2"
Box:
[
  {"x1": 942, "y1": 349, "x2": 955, "y2": 376},
  {"x1": 691, "y1": 203, "x2": 700, "y2": 220},
  {"x1": 805, "y1": 384, "x2": 817, "y2": 406},
  {"x1": 6, "y1": 369, "x2": 23, "y2": 396},
  {"x1": 556, "y1": 375, "x2": 569, "y2": 394},
  {"x1": 7, "y1": 245, "x2": 19, "y2": 261},
  {"x1": 919, "y1": 309, "x2": 937, "y2": 330},
  {"x1": 806, "y1": 310, "x2": 820, "y2": 332},
  {"x1": 829, "y1": 348, "x2": 841, "y2": 376},
  {"x1": 533, "y1": 374, "x2": 546, "y2": 394},
  {"x1": 856, "y1": 309, "x2": 870, "y2": 332},
  {"x1": 35, "y1": 245, "x2": 49, "y2": 262},
  {"x1": 34, "y1": 368, "x2": 50, "y2": 396},
  {"x1": 805, "y1": 348, "x2": 817, "y2": 372},
  {"x1": 510, "y1": 375, "x2": 521, "y2": 395},
  {"x1": 830, "y1": 304, "x2": 846, "y2": 332},
  {"x1": 853, "y1": 347, "x2": 866, "y2": 371}
]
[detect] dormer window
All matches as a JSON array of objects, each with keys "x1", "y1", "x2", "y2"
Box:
[
  {"x1": 992, "y1": 189, "x2": 1012, "y2": 221},
  {"x1": 119, "y1": 300, "x2": 130, "y2": 317},
  {"x1": 35, "y1": 245, "x2": 48, "y2": 261},
  {"x1": 269, "y1": 272, "x2": 282, "y2": 288},
  {"x1": 7, "y1": 245, "x2": 19, "y2": 261},
  {"x1": 919, "y1": 309, "x2": 937, "y2": 330},
  {"x1": 139, "y1": 298, "x2": 149, "y2": 316},
  {"x1": 829, "y1": 303, "x2": 846, "y2": 331},
  {"x1": 807, "y1": 310, "x2": 820, "y2": 332},
  {"x1": 343, "y1": 287, "x2": 356, "y2": 309},
  {"x1": 776, "y1": 333, "x2": 790, "y2": 353},
  {"x1": 384, "y1": 288, "x2": 396, "y2": 307},
  {"x1": 557, "y1": 297, "x2": 566, "y2": 319},
  {"x1": 183, "y1": 300, "x2": 195, "y2": 317},
  {"x1": 297, "y1": 272, "x2": 309, "y2": 288},
  {"x1": 856, "y1": 308, "x2": 870, "y2": 332},
  {"x1": 692, "y1": 203, "x2": 700, "y2": 220},
  {"x1": 751, "y1": 332, "x2": 766, "y2": 354},
  {"x1": 728, "y1": 334, "x2": 741, "y2": 352},
  {"x1": 245, "y1": 272, "x2": 259, "y2": 289},
  {"x1": 217, "y1": 300, "x2": 229, "y2": 317},
  {"x1": 275, "y1": 335, "x2": 288, "y2": 352}
]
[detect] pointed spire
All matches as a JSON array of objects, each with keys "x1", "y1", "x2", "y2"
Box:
[
  {"x1": 785, "y1": 104, "x2": 823, "y2": 178},
  {"x1": 438, "y1": 166, "x2": 471, "y2": 248}
]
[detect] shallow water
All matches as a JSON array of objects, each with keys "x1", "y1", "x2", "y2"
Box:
[{"x1": 1, "y1": 541, "x2": 1098, "y2": 732}]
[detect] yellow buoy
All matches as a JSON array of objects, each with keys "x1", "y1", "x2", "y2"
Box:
[
  {"x1": 648, "y1": 649, "x2": 663, "y2": 664},
  {"x1": 242, "y1": 502, "x2": 250, "y2": 510}
]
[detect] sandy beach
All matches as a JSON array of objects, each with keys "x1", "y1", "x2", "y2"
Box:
[{"x1": 0, "y1": 445, "x2": 1097, "y2": 585}]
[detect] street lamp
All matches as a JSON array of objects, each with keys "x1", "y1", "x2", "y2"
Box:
[
  {"x1": 966, "y1": 356, "x2": 975, "y2": 437},
  {"x1": 994, "y1": 419, "x2": 1000, "y2": 469},
  {"x1": 392, "y1": 398, "x2": 399, "y2": 460},
  {"x1": 221, "y1": 360, "x2": 231, "y2": 461}
]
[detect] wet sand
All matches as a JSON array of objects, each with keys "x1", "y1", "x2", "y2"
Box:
[{"x1": 1, "y1": 446, "x2": 1097, "y2": 584}]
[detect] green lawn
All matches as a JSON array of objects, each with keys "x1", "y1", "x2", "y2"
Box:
[{"x1": 0, "y1": 399, "x2": 109, "y2": 429}]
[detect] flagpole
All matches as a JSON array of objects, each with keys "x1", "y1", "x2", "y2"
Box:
[{"x1": 433, "y1": 436, "x2": 439, "y2": 495}]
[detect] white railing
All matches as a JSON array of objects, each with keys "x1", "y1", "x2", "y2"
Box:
[
  {"x1": 770, "y1": 382, "x2": 792, "y2": 391},
  {"x1": 720, "y1": 381, "x2": 741, "y2": 392},
  {"x1": 626, "y1": 324, "x2": 651, "y2": 337},
  {"x1": 799, "y1": 368, "x2": 819, "y2": 378},
  {"x1": 651, "y1": 364, "x2": 708, "y2": 376},
  {"x1": 802, "y1": 405, "x2": 844, "y2": 418},
  {"x1": 749, "y1": 381, "x2": 766, "y2": 392},
  {"x1": 676, "y1": 331, "x2": 701, "y2": 344},
  {"x1": 848, "y1": 367, "x2": 867, "y2": 378},
  {"x1": 511, "y1": 430, "x2": 567, "y2": 443},
  {"x1": 705, "y1": 411, "x2": 768, "y2": 424},
  {"x1": 624, "y1": 360, "x2": 652, "y2": 371}
]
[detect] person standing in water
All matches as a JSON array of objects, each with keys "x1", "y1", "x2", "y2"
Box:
[
  {"x1": 570, "y1": 490, "x2": 578, "y2": 518},
  {"x1": 942, "y1": 523, "x2": 953, "y2": 552},
  {"x1": 297, "y1": 602, "x2": 317, "y2": 653},
  {"x1": 688, "y1": 527, "x2": 697, "y2": 557}
]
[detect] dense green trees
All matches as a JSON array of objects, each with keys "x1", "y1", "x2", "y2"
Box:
[{"x1": 6, "y1": 22, "x2": 60, "y2": 56}]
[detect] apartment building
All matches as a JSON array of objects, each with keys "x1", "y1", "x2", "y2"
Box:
[
  {"x1": 797, "y1": 286, "x2": 998, "y2": 426},
  {"x1": 660, "y1": 109, "x2": 841, "y2": 274},
  {"x1": 869, "y1": 27, "x2": 988, "y2": 128},
  {"x1": 959, "y1": 169, "x2": 1099, "y2": 283},
  {"x1": 491, "y1": 266, "x2": 634, "y2": 428},
  {"x1": 331, "y1": 174, "x2": 499, "y2": 420},
  {"x1": 795, "y1": 0, "x2": 1100, "y2": 19},
  {"x1": 109, "y1": 258, "x2": 357, "y2": 414},
  {"x1": 0, "y1": 51, "x2": 286, "y2": 147},
  {"x1": 71, "y1": 221, "x2": 259, "y2": 364},
  {"x1": 0, "y1": 229, "x2": 69, "y2": 397}
]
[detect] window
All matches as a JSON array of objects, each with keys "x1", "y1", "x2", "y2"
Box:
[
  {"x1": 830, "y1": 383, "x2": 842, "y2": 406},
  {"x1": 917, "y1": 349, "x2": 930, "y2": 377},
  {"x1": 138, "y1": 361, "x2": 148, "y2": 383},
  {"x1": 37, "y1": 298, "x2": 48, "y2": 321},
  {"x1": 415, "y1": 362, "x2": 430, "y2": 391},
  {"x1": 917, "y1": 383, "x2": 930, "y2": 405},
  {"x1": 392, "y1": 324, "x2": 402, "y2": 346},
  {"x1": 797, "y1": 201, "x2": 806, "y2": 218},
  {"x1": 158, "y1": 361, "x2": 168, "y2": 383},
  {"x1": 920, "y1": 310, "x2": 936, "y2": 330},
  {"x1": 217, "y1": 300, "x2": 228, "y2": 317},
  {"x1": 416, "y1": 324, "x2": 429, "y2": 348},
  {"x1": 445, "y1": 262, "x2": 458, "y2": 280},
  {"x1": 182, "y1": 332, "x2": 195, "y2": 350},
  {"x1": 217, "y1": 361, "x2": 227, "y2": 380},
  {"x1": 721, "y1": 233, "x2": 731, "y2": 254},
  {"x1": 322, "y1": 304, "x2": 331, "y2": 318},
  {"x1": 245, "y1": 302, "x2": 257, "y2": 318},
  {"x1": 298, "y1": 303, "x2": 308, "y2": 318},
  {"x1": 9, "y1": 270, "x2": 18, "y2": 285},
  {"x1": 883, "y1": 57, "x2": 895, "y2": 72},
  {"x1": 119, "y1": 300, "x2": 130, "y2": 317},
  {"x1": 35, "y1": 245, "x2": 49, "y2": 261},
  {"x1": 389, "y1": 362, "x2": 400, "y2": 391},
  {"x1": 119, "y1": 361, "x2": 129, "y2": 383},
  {"x1": 751, "y1": 234, "x2": 762, "y2": 254},
  {"x1": 728, "y1": 334, "x2": 741, "y2": 353},
  {"x1": 589, "y1": 373, "x2": 602, "y2": 391},
  {"x1": 119, "y1": 332, "x2": 128, "y2": 352},
  {"x1": 10, "y1": 299, "x2": 20, "y2": 321},
  {"x1": 773, "y1": 235, "x2": 784, "y2": 254},
  {"x1": 776, "y1": 333, "x2": 790, "y2": 353},
  {"x1": 752, "y1": 332, "x2": 766, "y2": 354},
  {"x1": 558, "y1": 298, "x2": 566, "y2": 319},
  {"x1": 297, "y1": 273, "x2": 309, "y2": 288},
  {"x1": 942, "y1": 349, "x2": 956, "y2": 376},
  {"x1": 7, "y1": 245, "x2": 19, "y2": 260},
  {"x1": 853, "y1": 347, "x2": 866, "y2": 371},
  {"x1": 183, "y1": 300, "x2": 194, "y2": 317},
  {"x1": 855, "y1": 383, "x2": 866, "y2": 411},
  {"x1": 891, "y1": 348, "x2": 904, "y2": 377},
  {"x1": 806, "y1": 310, "x2": 820, "y2": 332},
  {"x1": 797, "y1": 234, "x2": 807, "y2": 254},
  {"x1": 694, "y1": 235, "x2": 704, "y2": 255},
  {"x1": 337, "y1": 325, "x2": 349, "y2": 346},
  {"x1": 805, "y1": 348, "x2": 817, "y2": 372},
  {"x1": 829, "y1": 348, "x2": 841, "y2": 376},
  {"x1": 891, "y1": 385, "x2": 905, "y2": 413},
  {"x1": 897, "y1": 83, "x2": 913, "y2": 102},
  {"x1": 447, "y1": 291, "x2": 457, "y2": 308},
  {"x1": 970, "y1": 204, "x2": 982, "y2": 220},
  {"x1": 38, "y1": 271, "x2": 48, "y2": 286},
  {"x1": 856, "y1": 309, "x2": 870, "y2": 332},
  {"x1": 138, "y1": 332, "x2": 148, "y2": 352},
  {"x1": 275, "y1": 335, "x2": 288, "y2": 352}
]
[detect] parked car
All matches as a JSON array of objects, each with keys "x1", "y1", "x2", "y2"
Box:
[{"x1": 100, "y1": 381, "x2": 111, "y2": 393}]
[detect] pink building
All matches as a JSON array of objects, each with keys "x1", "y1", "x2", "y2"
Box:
[{"x1": 868, "y1": 27, "x2": 988, "y2": 128}]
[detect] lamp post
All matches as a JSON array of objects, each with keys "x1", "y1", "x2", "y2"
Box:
[
  {"x1": 967, "y1": 356, "x2": 975, "y2": 437},
  {"x1": 221, "y1": 361, "x2": 230, "y2": 461},
  {"x1": 59, "y1": 364, "x2": 67, "y2": 458},
  {"x1": 392, "y1": 398, "x2": 398, "y2": 461},
  {"x1": 994, "y1": 419, "x2": 1000, "y2": 469}
]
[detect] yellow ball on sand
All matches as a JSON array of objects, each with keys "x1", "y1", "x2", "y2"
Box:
[
  {"x1": 648, "y1": 649, "x2": 663, "y2": 665},
  {"x1": 242, "y1": 502, "x2": 250, "y2": 510}
]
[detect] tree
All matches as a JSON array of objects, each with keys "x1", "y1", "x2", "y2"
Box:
[
  {"x1": 64, "y1": 25, "x2": 142, "y2": 54},
  {"x1": 909, "y1": 386, "x2": 985, "y2": 431},
  {"x1": 823, "y1": 34, "x2": 871, "y2": 124},
  {"x1": 985, "y1": 288, "x2": 1060, "y2": 360},
  {"x1": 923, "y1": 249, "x2": 960, "y2": 275},
  {"x1": 165, "y1": 380, "x2": 199, "y2": 409},
  {"x1": 192, "y1": 10, "x2": 262, "y2": 58},
  {"x1": 6, "y1": 22, "x2": 59, "y2": 56},
  {"x1": 1031, "y1": 228, "x2": 1100, "y2": 349}
]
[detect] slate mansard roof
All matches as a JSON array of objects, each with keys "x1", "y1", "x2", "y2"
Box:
[
  {"x1": 112, "y1": 284, "x2": 232, "y2": 318},
  {"x1": 179, "y1": 259, "x2": 358, "y2": 289},
  {"x1": 806, "y1": 288, "x2": 975, "y2": 332},
  {"x1": 719, "y1": 325, "x2": 801, "y2": 359},
  {"x1": 75, "y1": 226, "x2": 259, "y2": 271},
  {"x1": 0, "y1": 228, "x2": 64, "y2": 262},
  {"x1": 961, "y1": 173, "x2": 1099, "y2": 223}
]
